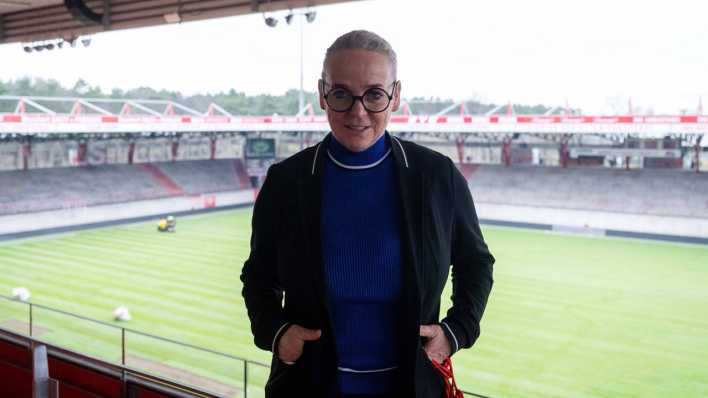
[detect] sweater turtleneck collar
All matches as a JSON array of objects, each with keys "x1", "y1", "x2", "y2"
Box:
[{"x1": 327, "y1": 132, "x2": 391, "y2": 169}]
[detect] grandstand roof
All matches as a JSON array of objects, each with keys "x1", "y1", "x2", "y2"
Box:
[{"x1": 0, "y1": 0, "x2": 360, "y2": 44}]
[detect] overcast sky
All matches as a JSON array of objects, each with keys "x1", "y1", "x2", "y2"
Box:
[{"x1": 1, "y1": 0, "x2": 706, "y2": 114}]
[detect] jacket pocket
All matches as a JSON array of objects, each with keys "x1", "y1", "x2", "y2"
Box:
[
  {"x1": 265, "y1": 355, "x2": 297, "y2": 396},
  {"x1": 417, "y1": 346, "x2": 446, "y2": 398}
]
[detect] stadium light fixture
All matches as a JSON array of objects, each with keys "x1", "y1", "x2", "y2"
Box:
[
  {"x1": 305, "y1": 11, "x2": 316, "y2": 23},
  {"x1": 264, "y1": 15, "x2": 278, "y2": 27}
]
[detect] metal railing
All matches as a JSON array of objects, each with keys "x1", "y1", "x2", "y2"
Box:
[{"x1": 0, "y1": 294, "x2": 490, "y2": 397}]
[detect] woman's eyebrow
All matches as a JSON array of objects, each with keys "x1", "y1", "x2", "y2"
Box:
[{"x1": 329, "y1": 82, "x2": 385, "y2": 89}]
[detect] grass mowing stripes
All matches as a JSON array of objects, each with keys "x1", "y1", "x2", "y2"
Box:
[{"x1": 1, "y1": 208, "x2": 707, "y2": 397}]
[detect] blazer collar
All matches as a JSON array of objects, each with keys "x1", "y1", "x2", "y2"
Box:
[{"x1": 309, "y1": 132, "x2": 409, "y2": 176}]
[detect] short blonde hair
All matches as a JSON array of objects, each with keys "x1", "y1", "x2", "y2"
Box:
[{"x1": 322, "y1": 30, "x2": 397, "y2": 81}]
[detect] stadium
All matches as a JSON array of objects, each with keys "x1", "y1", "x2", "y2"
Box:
[{"x1": 1, "y1": 1, "x2": 708, "y2": 398}]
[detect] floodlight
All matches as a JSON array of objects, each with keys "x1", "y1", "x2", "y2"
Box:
[
  {"x1": 305, "y1": 11, "x2": 316, "y2": 23},
  {"x1": 264, "y1": 16, "x2": 278, "y2": 27},
  {"x1": 45, "y1": 43, "x2": 55, "y2": 50},
  {"x1": 33, "y1": 45, "x2": 44, "y2": 52},
  {"x1": 57, "y1": 41, "x2": 64, "y2": 49},
  {"x1": 285, "y1": 13, "x2": 294, "y2": 25},
  {"x1": 23, "y1": 46, "x2": 32, "y2": 53},
  {"x1": 81, "y1": 37, "x2": 91, "y2": 47}
]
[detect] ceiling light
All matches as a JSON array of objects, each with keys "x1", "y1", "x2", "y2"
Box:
[
  {"x1": 23, "y1": 46, "x2": 32, "y2": 53},
  {"x1": 285, "y1": 13, "x2": 294, "y2": 25},
  {"x1": 81, "y1": 37, "x2": 91, "y2": 47},
  {"x1": 45, "y1": 43, "x2": 55, "y2": 50}
]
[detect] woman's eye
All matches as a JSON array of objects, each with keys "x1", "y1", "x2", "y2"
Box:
[
  {"x1": 332, "y1": 90, "x2": 350, "y2": 99},
  {"x1": 366, "y1": 92, "x2": 384, "y2": 100}
]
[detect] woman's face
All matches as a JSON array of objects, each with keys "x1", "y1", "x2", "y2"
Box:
[{"x1": 319, "y1": 49, "x2": 401, "y2": 152}]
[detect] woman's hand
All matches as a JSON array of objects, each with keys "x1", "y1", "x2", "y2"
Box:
[
  {"x1": 420, "y1": 324, "x2": 452, "y2": 364},
  {"x1": 277, "y1": 325, "x2": 321, "y2": 364}
]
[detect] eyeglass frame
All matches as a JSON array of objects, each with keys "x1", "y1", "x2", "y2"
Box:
[{"x1": 320, "y1": 80, "x2": 398, "y2": 113}]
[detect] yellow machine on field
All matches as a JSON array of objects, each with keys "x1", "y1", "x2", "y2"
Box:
[{"x1": 157, "y1": 215, "x2": 177, "y2": 233}]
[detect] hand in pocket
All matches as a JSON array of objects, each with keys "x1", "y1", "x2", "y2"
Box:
[{"x1": 277, "y1": 325, "x2": 322, "y2": 364}]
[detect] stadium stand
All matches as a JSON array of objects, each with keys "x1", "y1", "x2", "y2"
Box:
[
  {"x1": 154, "y1": 160, "x2": 248, "y2": 195},
  {"x1": 0, "y1": 328, "x2": 222, "y2": 398},
  {"x1": 466, "y1": 165, "x2": 708, "y2": 218},
  {"x1": 0, "y1": 160, "x2": 252, "y2": 216}
]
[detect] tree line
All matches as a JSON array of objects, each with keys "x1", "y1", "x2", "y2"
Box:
[{"x1": 0, "y1": 77, "x2": 564, "y2": 116}]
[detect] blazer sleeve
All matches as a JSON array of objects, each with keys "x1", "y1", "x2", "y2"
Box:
[
  {"x1": 240, "y1": 164, "x2": 289, "y2": 352},
  {"x1": 441, "y1": 160, "x2": 495, "y2": 354}
]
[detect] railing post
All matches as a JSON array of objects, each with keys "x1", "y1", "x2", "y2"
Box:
[
  {"x1": 243, "y1": 360, "x2": 248, "y2": 398},
  {"x1": 29, "y1": 303, "x2": 33, "y2": 337},
  {"x1": 122, "y1": 328, "x2": 126, "y2": 366}
]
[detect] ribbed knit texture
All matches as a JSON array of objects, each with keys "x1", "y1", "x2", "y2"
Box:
[{"x1": 321, "y1": 133, "x2": 404, "y2": 395}]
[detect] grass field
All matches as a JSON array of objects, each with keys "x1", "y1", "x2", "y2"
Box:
[{"x1": 1, "y1": 208, "x2": 707, "y2": 397}]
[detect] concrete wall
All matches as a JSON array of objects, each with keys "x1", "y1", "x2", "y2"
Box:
[
  {"x1": 476, "y1": 202, "x2": 708, "y2": 239},
  {"x1": 0, "y1": 189, "x2": 255, "y2": 236},
  {"x1": 2, "y1": 190, "x2": 706, "y2": 245}
]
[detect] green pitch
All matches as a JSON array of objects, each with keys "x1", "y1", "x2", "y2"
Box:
[{"x1": 1, "y1": 208, "x2": 707, "y2": 398}]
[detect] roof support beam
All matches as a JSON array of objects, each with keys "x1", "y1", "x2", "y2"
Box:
[{"x1": 64, "y1": 0, "x2": 104, "y2": 25}]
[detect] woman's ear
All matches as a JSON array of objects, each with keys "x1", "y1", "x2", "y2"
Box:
[
  {"x1": 318, "y1": 79, "x2": 326, "y2": 110},
  {"x1": 391, "y1": 80, "x2": 402, "y2": 112}
]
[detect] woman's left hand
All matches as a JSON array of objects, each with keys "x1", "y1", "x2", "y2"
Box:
[{"x1": 420, "y1": 324, "x2": 452, "y2": 364}]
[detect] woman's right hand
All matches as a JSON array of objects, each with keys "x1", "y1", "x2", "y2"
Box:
[{"x1": 277, "y1": 325, "x2": 322, "y2": 364}]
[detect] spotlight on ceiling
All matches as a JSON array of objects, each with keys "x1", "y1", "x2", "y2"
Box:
[
  {"x1": 81, "y1": 37, "x2": 91, "y2": 47},
  {"x1": 264, "y1": 16, "x2": 278, "y2": 27},
  {"x1": 305, "y1": 11, "x2": 316, "y2": 23},
  {"x1": 23, "y1": 46, "x2": 32, "y2": 53},
  {"x1": 45, "y1": 43, "x2": 55, "y2": 50},
  {"x1": 285, "y1": 13, "x2": 294, "y2": 25},
  {"x1": 33, "y1": 45, "x2": 44, "y2": 52},
  {"x1": 57, "y1": 41, "x2": 64, "y2": 49}
]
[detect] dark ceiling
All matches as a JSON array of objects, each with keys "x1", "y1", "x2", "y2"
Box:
[{"x1": 0, "y1": 0, "x2": 361, "y2": 44}]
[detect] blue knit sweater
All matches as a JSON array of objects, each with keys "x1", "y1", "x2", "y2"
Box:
[{"x1": 321, "y1": 133, "x2": 404, "y2": 395}]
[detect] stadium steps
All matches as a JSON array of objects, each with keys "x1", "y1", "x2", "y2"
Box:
[
  {"x1": 466, "y1": 165, "x2": 708, "y2": 218},
  {"x1": 457, "y1": 163, "x2": 480, "y2": 180},
  {"x1": 233, "y1": 159, "x2": 252, "y2": 189},
  {"x1": 138, "y1": 164, "x2": 185, "y2": 196}
]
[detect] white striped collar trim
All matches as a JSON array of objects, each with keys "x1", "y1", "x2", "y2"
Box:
[
  {"x1": 311, "y1": 143, "x2": 322, "y2": 175},
  {"x1": 326, "y1": 148, "x2": 391, "y2": 170},
  {"x1": 391, "y1": 136, "x2": 409, "y2": 168},
  {"x1": 312, "y1": 135, "x2": 408, "y2": 174}
]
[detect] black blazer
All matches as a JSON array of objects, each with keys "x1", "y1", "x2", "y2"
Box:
[{"x1": 241, "y1": 134, "x2": 494, "y2": 398}]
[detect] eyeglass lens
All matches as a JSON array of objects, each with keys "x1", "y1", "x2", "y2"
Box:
[{"x1": 326, "y1": 87, "x2": 390, "y2": 112}]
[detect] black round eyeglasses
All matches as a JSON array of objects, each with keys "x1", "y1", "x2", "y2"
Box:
[{"x1": 322, "y1": 81, "x2": 397, "y2": 113}]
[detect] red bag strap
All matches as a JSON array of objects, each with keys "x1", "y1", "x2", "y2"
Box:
[{"x1": 431, "y1": 357, "x2": 465, "y2": 398}]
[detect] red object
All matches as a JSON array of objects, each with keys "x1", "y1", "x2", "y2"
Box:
[{"x1": 431, "y1": 358, "x2": 464, "y2": 398}]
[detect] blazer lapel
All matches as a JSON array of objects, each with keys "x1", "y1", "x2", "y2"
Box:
[
  {"x1": 298, "y1": 137, "x2": 330, "y2": 313},
  {"x1": 390, "y1": 135, "x2": 424, "y2": 308}
]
